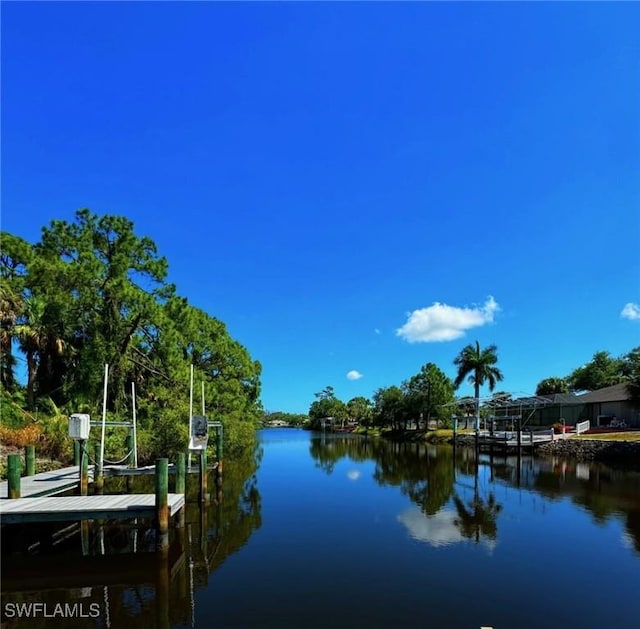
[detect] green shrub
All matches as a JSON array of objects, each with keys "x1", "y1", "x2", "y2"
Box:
[
  {"x1": 40, "y1": 414, "x2": 73, "y2": 462},
  {"x1": 147, "y1": 411, "x2": 189, "y2": 462},
  {"x1": 0, "y1": 389, "x2": 30, "y2": 428}
]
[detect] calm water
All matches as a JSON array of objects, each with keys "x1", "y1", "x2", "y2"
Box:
[{"x1": 2, "y1": 428, "x2": 640, "y2": 628}]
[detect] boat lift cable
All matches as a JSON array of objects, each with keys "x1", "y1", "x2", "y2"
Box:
[{"x1": 87, "y1": 449, "x2": 135, "y2": 466}]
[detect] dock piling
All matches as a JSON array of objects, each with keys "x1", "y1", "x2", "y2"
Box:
[
  {"x1": 126, "y1": 433, "x2": 134, "y2": 468},
  {"x1": 176, "y1": 452, "x2": 186, "y2": 494},
  {"x1": 125, "y1": 433, "x2": 135, "y2": 492},
  {"x1": 80, "y1": 440, "x2": 89, "y2": 496},
  {"x1": 155, "y1": 458, "x2": 169, "y2": 538},
  {"x1": 94, "y1": 443, "x2": 104, "y2": 494},
  {"x1": 25, "y1": 445, "x2": 36, "y2": 476},
  {"x1": 199, "y1": 449, "x2": 208, "y2": 503},
  {"x1": 529, "y1": 429, "x2": 534, "y2": 453},
  {"x1": 8, "y1": 454, "x2": 21, "y2": 499}
]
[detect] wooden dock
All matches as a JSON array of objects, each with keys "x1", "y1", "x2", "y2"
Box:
[
  {"x1": 0, "y1": 461, "x2": 219, "y2": 499},
  {"x1": 457, "y1": 430, "x2": 571, "y2": 451},
  {"x1": 480, "y1": 430, "x2": 563, "y2": 447},
  {"x1": 0, "y1": 493, "x2": 185, "y2": 524},
  {"x1": 0, "y1": 466, "x2": 91, "y2": 499}
]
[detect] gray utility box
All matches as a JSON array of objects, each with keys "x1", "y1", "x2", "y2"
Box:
[
  {"x1": 69, "y1": 414, "x2": 91, "y2": 440},
  {"x1": 189, "y1": 415, "x2": 208, "y2": 451}
]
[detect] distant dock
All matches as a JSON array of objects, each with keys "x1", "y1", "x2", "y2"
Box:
[{"x1": 456, "y1": 429, "x2": 572, "y2": 452}]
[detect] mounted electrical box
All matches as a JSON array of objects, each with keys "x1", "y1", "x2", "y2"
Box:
[
  {"x1": 189, "y1": 415, "x2": 208, "y2": 451},
  {"x1": 69, "y1": 413, "x2": 91, "y2": 440}
]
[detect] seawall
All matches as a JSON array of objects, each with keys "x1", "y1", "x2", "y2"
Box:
[{"x1": 537, "y1": 438, "x2": 640, "y2": 462}]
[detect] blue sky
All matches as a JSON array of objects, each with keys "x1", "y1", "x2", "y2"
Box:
[{"x1": 2, "y1": 2, "x2": 639, "y2": 414}]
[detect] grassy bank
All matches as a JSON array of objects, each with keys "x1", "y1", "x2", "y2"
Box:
[{"x1": 572, "y1": 432, "x2": 640, "y2": 442}]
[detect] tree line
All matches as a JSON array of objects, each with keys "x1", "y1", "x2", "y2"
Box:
[
  {"x1": 535, "y1": 348, "x2": 640, "y2": 397},
  {"x1": 0, "y1": 209, "x2": 262, "y2": 458},
  {"x1": 307, "y1": 341, "x2": 504, "y2": 431},
  {"x1": 304, "y1": 341, "x2": 640, "y2": 432}
]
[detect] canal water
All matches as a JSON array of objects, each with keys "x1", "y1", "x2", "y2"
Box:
[{"x1": 2, "y1": 428, "x2": 639, "y2": 628}]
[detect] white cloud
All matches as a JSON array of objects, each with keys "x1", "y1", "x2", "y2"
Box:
[
  {"x1": 396, "y1": 296, "x2": 499, "y2": 343},
  {"x1": 374, "y1": 328, "x2": 381, "y2": 335},
  {"x1": 347, "y1": 470, "x2": 361, "y2": 481},
  {"x1": 397, "y1": 507, "x2": 464, "y2": 547},
  {"x1": 397, "y1": 506, "x2": 495, "y2": 552},
  {"x1": 621, "y1": 302, "x2": 640, "y2": 321},
  {"x1": 346, "y1": 370, "x2": 363, "y2": 380}
]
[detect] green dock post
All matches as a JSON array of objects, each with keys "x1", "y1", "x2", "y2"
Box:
[
  {"x1": 126, "y1": 433, "x2": 134, "y2": 468},
  {"x1": 125, "y1": 432, "x2": 135, "y2": 491},
  {"x1": 156, "y1": 458, "x2": 169, "y2": 537},
  {"x1": 8, "y1": 454, "x2": 21, "y2": 499},
  {"x1": 94, "y1": 443, "x2": 104, "y2": 494},
  {"x1": 80, "y1": 440, "x2": 89, "y2": 496},
  {"x1": 25, "y1": 445, "x2": 36, "y2": 476},
  {"x1": 176, "y1": 452, "x2": 186, "y2": 494},
  {"x1": 199, "y1": 449, "x2": 208, "y2": 503},
  {"x1": 73, "y1": 440, "x2": 80, "y2": 466}
]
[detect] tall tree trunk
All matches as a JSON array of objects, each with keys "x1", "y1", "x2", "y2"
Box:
[
  {"x1": 26, "y1": 350, "x2": 37, "y2": 409},
  {"x1": 474, "y1": 376, "x2": 480, "y2": 431}
]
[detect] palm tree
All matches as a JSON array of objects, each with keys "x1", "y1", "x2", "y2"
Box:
[
  {"x1": 0, "y1": 279, "x2": 22, "y2": 391},
  {"x1": 535, "y1": 377, "x2": 568, "y2": 396},
  {"x1": 453, "y1": 341, "x2": 503, "y2": 431},
  {"x1": 14, "y1": 297, "x2": 66, "y2": 409}
]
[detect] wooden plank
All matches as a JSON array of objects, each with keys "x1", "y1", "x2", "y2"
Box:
[
  {"x1": 0, "y1": 494, "x2": 184, "y2": 524},
  {"x1": 0, "y1": 466, "x2": 91, "y2": 499}
]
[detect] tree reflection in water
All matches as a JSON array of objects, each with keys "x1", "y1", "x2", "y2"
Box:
[
  {"x1": 0, "y1": 443, "x2": 264, "y2": 629},
  {"x1": 308, "y1": 434, "x2": 640, "y2": 554},
  {"x1": 452, "y1": 491, "x2": 502, "y2": 544}
]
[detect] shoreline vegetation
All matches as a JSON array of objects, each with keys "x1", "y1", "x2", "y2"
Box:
[
  {"x1": 1, "y1": 210, "x2": 263, "y2": 477},
  {"x1": 4, "y1": 427, "x2": 639, "y2": 480},
  {"x1": 2, "y1": 211, "x2": 639, "y2": 478},
  {"x1": 352, "y1": 426, "x2": 640, "y2": 464}
]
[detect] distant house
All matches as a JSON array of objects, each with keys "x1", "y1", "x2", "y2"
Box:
[
  {"x1": 576, "y1": 383, "x2": 639, "y2": 428},
  {"x1": 484, "y1": 384, "x2": 639, "y2": 428}
]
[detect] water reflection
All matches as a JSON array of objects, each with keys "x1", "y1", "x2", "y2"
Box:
[
  {"x1": 308, "y1": 433, "x2": 640, "y2": 554},
  {"x1": 0, "y1": 447, "x2": 263, "y2": 628},
  {"x1": 397, "y1": 507, "x2": 464, "y2": 547},
  {"x1": 2, "y1": 432, "x2": 640, "y2": 628}
]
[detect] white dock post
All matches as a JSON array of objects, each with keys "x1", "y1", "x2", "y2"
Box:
[
  {"x1": 188, "y1": 364, "x2": 194, "y2": 469},
  {"x1": 132, "y1": 382, "x2": 138, "y2": 468},
  {"x1": 100, "y1": 364, "x2": 109, "y2": 475}
]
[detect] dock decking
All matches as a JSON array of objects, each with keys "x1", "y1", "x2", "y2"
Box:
[
  {"x1": 0, "y1": 461, "x2": 219, "y2": 499},
  {"x1": 0, "y1": 493, "x2": 185, "y2": 524},
  {"x1": 0, "y1": 466, "x2": 90, "y2": 499},
  {"x1": 462, "y1": 430, "x2": 571, "y2": 450}
]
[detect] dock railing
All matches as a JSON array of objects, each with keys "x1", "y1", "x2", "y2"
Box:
[{"x1": 576, "y1": 420, "x2": 590, "y2": 435}]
